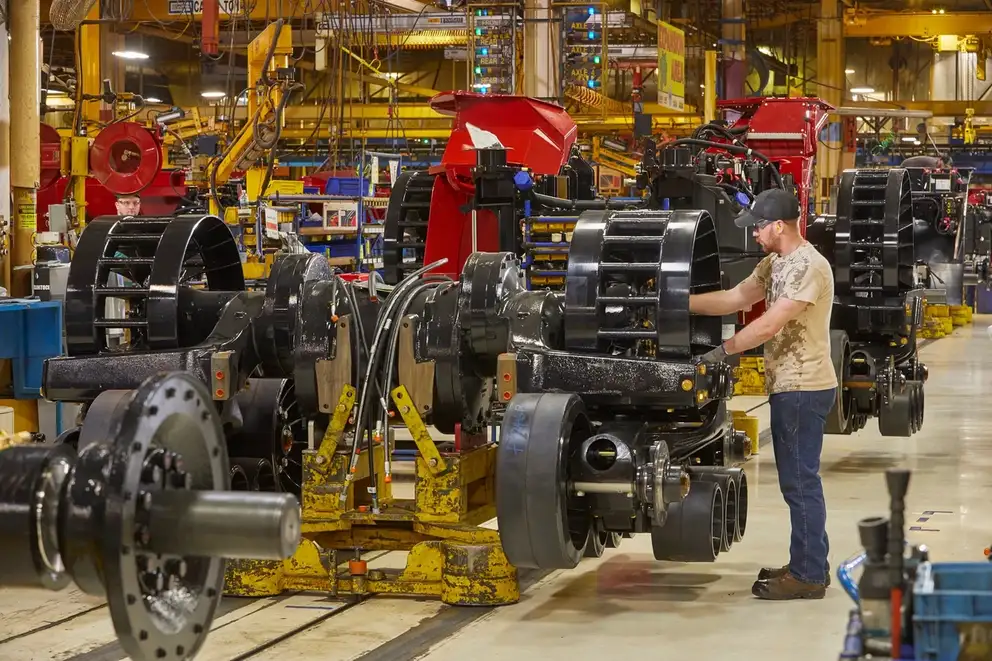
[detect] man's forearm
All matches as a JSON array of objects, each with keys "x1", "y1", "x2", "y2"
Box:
[
  {"x1": 724, "y1": 317, "x2": 778, "y2": 355},
  {"x1": 689, "y1": 290, "x2": 742, "y2": 316}
]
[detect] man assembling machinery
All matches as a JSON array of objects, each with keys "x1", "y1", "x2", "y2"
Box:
[{"x1": 689, "y1": 187, "x2": 838, "y2": 601}]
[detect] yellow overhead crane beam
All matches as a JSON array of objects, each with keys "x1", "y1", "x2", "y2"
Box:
[{"x1": 843, "y1": 10, "x2": 992, "y2": 38}]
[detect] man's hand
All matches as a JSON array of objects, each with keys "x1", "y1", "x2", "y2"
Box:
[{"x1": 697, "y1": 344, "x2": 728, "y2": 364}]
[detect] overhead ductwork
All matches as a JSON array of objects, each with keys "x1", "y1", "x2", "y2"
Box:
[{"x1": 49, "y1": 0, "x2": 98, "y2": 31}]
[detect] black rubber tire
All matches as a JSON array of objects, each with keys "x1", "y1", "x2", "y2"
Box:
[
  {"x1": 650, "y1": 480, "x2": 724, "y2": 562},
  {"x1": 496, "y1": 393, "x2": 593, "y2": 569},
  {"x1": 878, "y1": 388, "x2": 913, "y2": 437},
  {"x1": 825, "y1": 330, "x2": 853, "y2": 435}
]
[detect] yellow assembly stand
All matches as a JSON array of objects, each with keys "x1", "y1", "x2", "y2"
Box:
[
  {"x1": 224, "y1": 375, "x2": 519, "y2": 606},
  {"x1": 733, "y1": 355, "x2": 766, "y2": 397},
  {"x1": 730, "y1": 409, "x2": 761, "y2": 456}
]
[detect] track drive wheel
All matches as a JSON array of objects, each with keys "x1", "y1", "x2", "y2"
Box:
[
  {"x1": 496, "y1": 393, "x2": 594, "y2": 569},
  {"x1": 651, "y1": 480, "x2": 725, "y2": 562},
  {"x1": 877, "y1": 388, "x2": 914, "y2": 437},
  {"x1": 825, "y1": 330, "x2": 853, "y2": 435},
  {"x1": 911, "y1": 380, "x2": 925, "y2": 433}
]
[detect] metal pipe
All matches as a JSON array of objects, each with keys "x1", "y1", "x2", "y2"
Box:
[
  {"x1": 571, "y1": 481, "x2": 634, "y2": 495},
  {"x1": 74, "y1": 3, "x2": 101, "y2": 228},
  {"x1": 704, "y1": 50, "x2": 718, "y2": 123},
  {"x1": 146, "y1": 490, "x2": 300, "y2": 560},
  {"x1": 9, "y1": 0, "x2": 41, "y2": 297}
]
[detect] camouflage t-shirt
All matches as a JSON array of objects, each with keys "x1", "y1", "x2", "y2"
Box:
[{"x1": 743, "y1": 241, "x2": 837, "y2": 394}]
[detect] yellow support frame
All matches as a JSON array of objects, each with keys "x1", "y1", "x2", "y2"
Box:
[{"x1": 224, "y1": 381, "x2": 518, "y2": 606}]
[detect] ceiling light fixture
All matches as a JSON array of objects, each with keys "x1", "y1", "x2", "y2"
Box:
[
  {"x1": 901, "y1": 136, "x2": 918, "y2": 142},
  {"x1": 144, "y1": 97, "x2": 163, "y2": 104},
  {"x1": 850, "y1": 86, "x2": 875, "y2": 94},
  {"x1": 113, "y1": 50, "x2": 149, "y2": 60},
  {"x1": 201, "y1": 90, "x2": 226, "y2": 99},
  {"x1": 845, "y1": 68, "x2": 855, "y2": 74}
]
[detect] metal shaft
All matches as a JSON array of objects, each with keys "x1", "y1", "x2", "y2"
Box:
[{"x1": 146, "y1": 490, "x2": 300, "y2": 560}]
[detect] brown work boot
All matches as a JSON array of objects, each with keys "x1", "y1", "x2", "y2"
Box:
[
  {"x1": 758, "y1": 564, "x2": 831, "y2": 587},
  {"x1": 752, "y1": 573, "x2": 826, "y2": 600}
]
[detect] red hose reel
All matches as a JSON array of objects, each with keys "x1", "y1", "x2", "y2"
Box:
[
  {"x1": 40, "y1": 123, "x2": 63, "y2": 189},
  {"x1": 88, "y1": 122, "x2": 163, "y2": 195}
]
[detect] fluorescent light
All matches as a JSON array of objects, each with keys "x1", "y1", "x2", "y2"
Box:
[
  {"x1": 201, "y1": 90, "x2": 226, "y2": 99},
  {"x1": 850, "y1": 86, "x2": 875, "y2": 94},
  {"x1": 45, "y1": 89, "x2": 67, "y2": 97},
  {"x1": 144, "y1": 97, "x2": 163, "y2": 104},
  {"x1": 901, "y1": 136, "x2": 918, "y2": 142},
  {"x1": 845, "y1": 68, "x2": 855, "y2": 74},
  {"x1": 113, "y1": 50, "x2": 149, "y2": 60}
]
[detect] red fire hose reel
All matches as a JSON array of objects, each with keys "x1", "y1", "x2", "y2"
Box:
[
  {"x1": 88, "y1": 122, "x2": 164, "y2": 195},
  {"x1": 40, "y1": 123, "x2": 62, "y2": 189}
]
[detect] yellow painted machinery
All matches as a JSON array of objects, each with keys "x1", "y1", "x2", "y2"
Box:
[{"x1": 206, "y1": 20, "x2": 297, "y2": 217}]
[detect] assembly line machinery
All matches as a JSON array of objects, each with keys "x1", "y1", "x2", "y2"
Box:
[
  {"x1": 41, "y1": 200, "x2": 751, "y2": 584},
  {"x1": 634, "y1": 98, "x2": 929, "y2": 438},
  {"x1": 13, "y1": 90, "x2": 949, "y2": 659},
  {"x1": 382, "y1": 92, "x2": 930, "y2": 440},
  {"x1": 37, "y1": 94, "x2": 754, "y2": 617},
  {"x1": 0, "y1": 370, "x2": 301, "y2": 661}
]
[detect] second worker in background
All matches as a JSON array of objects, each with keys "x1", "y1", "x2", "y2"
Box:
[{"x1": 689, "y1": 187, "x2": 838, "y2": 601}]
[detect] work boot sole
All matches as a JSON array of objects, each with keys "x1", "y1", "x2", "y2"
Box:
[
  {"x1": 751, "y1": 579, "x2": 826, "y2": 600},
  {"x1": 757, "y1": 565, "x2": 831, "y2": 587}
]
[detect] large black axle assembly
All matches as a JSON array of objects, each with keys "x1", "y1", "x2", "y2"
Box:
[
  {"x1": 807, "y1": 168, "x2": 928, "y2": 437},
  {"x1": 42, "y1": 207, "x2": 752, "y2": 578},
  {"x1": 0, "y1": 371, "x2": 300, "y2": 661},
  {"x1": 482, "y1": 209, "x2": 749, "y2": 568}
]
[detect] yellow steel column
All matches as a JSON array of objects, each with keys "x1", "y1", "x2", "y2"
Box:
[
  {"x1": 704, "y1": 50, "x2": 718, "y2": 123},
  {"x1": 9, "y1": 0, "x2": 41, "y2": 297},
  {"x1": 523, "y1": 0, "x2": 556, "y2": 99},
  {"x1": 816, "y1": 0, "x2": 846, "y2": 213},
  {"x1": 74, "y1": 4, "x2": 101, "y2": 228}
]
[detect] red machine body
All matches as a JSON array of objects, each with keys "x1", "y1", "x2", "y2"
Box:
[
  {"x1": 36, "y1": 122, "x2": 185, "y2": 231},
  {"x1": 715, "y1": 97, "x2": 833, "y2": 323},
  {"x1": 422, "y1": 91, "x2": 578, "y2": 278},
  {"x1": 717, "y1": 97, "x2": 833, "y2": 235}
]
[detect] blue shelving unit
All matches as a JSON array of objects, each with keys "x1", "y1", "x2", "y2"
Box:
[{"x1": 0, "y1": 298, "x2": 63, "y2": 399}]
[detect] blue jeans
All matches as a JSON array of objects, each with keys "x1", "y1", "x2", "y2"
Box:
[{"x1": 769, "y1": 388, "x2": 836, "y2": 585}]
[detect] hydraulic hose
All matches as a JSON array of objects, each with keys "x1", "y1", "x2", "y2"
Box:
[
  {"x1": 343, "y1": 258, "x2": 449, "y2": 510},
  {"x1": 664, "y1": 138, "x2": 784, "y2": 188},
  {"x1": 379, "y1": 276, "x2": 452, "y2": 482},
  {"x1": 838, "y1": 550, "x2": 867, "y2": 603},
  {"x1": 531, "y1": 192, "x2": 643, "y2": 211}
]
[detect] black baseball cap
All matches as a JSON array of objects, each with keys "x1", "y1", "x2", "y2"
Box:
[{"x1": 734, "y1": 188, "x2": 801, "y2": 228}]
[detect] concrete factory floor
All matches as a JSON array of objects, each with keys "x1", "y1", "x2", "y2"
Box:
[{"x1": 2, "y1": 319, "x2": 991, "y2": 661}]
